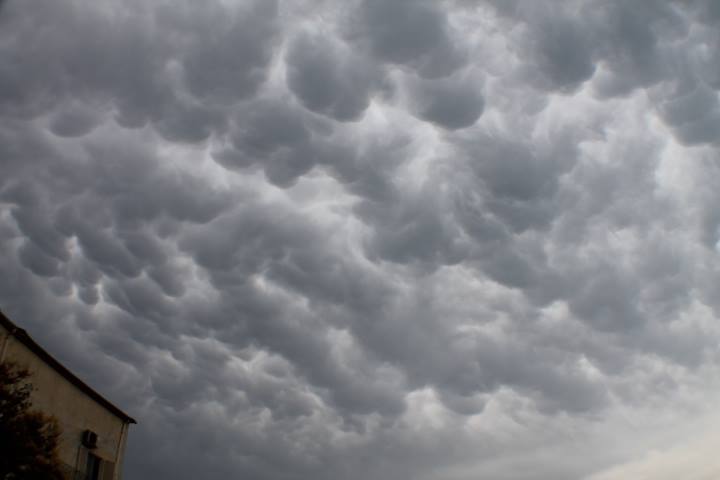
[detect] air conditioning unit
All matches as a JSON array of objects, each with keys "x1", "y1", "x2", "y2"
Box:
[{"x1": 82, "y1": 430, "x2": 98, "y2": 449}]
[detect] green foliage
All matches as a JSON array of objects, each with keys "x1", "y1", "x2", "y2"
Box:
[{"x1": 0, "y1": 362, "x2": 65, "y2": 480}]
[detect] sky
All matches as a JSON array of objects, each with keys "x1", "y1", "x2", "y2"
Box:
[{"x1": 2, "y1": 0, "x2": 720, "y2": 478}]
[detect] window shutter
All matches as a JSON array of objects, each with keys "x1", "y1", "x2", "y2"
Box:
[{"x1": 102, "y1": 461, "x2": 116, "y2": 480}]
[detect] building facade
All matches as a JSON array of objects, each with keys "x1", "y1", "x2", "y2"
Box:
[{"x1": 0, "y1": 311, "x2": 136, "y2": 480}]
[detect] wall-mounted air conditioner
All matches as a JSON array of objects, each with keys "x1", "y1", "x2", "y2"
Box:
[{"x1": 82, "y1": 429, "x2": 98, "y2": 449}]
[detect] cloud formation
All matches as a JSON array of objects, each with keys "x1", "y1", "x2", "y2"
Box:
[{"x1": 2, "y1": 1, "x2": 720, "y2": 479}]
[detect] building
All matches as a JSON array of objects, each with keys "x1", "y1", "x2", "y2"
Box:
[{"x1": 0, "y1": 310, "x2": 136, "y2": 480}]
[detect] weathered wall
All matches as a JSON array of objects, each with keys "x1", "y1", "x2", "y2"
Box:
[{"x1": 0, "y1": 324, "x2": 128, "y2": 479}]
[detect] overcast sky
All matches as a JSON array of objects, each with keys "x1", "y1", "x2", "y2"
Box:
[{"x1": 2, "y1": 0, "x2": 720, "y2": 478}]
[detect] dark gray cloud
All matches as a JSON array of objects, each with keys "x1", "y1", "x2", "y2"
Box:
[
  {"x1": 48, "y1": 102, "x2": 104, "y2": 137},
  {"x1": 405, "y1": 72, "x2": 485, "y2": 129},
  {"x1": 285, "y1": 31, "x2": 385, "y2": 122},
  {"x1": 3, "y1": 1, "x2": 720, "y2": 479},
  {"x1": 177, "y1": 0, "x2": 279, "y2": 105},
  {"x1": 354, "y1": 0, "x2": 466, "y2": 78}
]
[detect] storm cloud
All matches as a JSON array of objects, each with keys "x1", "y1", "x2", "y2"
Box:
[{"x1": 3, "y1": 1, "x2": 720, "y2": 479}]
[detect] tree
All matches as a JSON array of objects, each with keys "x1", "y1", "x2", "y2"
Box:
[{"x1": 0, "y1": 361, "x2": 65, "y2": 480}]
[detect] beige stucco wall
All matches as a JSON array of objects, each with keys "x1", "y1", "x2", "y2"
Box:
[{"x1": 0, "y1": 324, "x2": 129, "y2": 480}]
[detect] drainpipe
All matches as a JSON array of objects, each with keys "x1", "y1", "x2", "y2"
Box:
[
  {"x1": 0, "y1": 329, "x2": 13, "y2": 362},
  {"x1": 74, "y1": 443, "x2": 84, "y2": 480},
  {"x1": 114, "y1": 421, "x2": 129, "y2": 480}
]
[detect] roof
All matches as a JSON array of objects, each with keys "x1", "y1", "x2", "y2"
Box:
[{"x1": 0, "y1": 310, "x2": 137, "y2": 424}]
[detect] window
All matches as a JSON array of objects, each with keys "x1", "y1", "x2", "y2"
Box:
[
  {"x1": 86, "y1": 453, "x2": 101, "y2": 480},
  {"x1": 85, "y1": 453, "x2": 115, "y2": 480}
]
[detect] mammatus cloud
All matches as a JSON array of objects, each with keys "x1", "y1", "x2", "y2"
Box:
[{"x1": 2, "y1": 0, "x2": 720, "y2": 479}]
